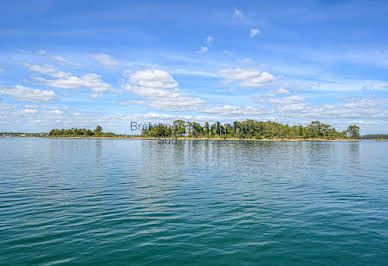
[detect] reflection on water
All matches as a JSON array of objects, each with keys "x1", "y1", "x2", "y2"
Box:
[{"x1": 0, "y1": 138, "x2": 386, "y2": 265}]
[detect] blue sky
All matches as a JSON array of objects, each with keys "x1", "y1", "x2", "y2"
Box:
[{"x1": 0, "y1": 0, "x2": 387, "y2": 134}]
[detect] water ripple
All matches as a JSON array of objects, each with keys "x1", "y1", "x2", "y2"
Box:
[{"x1": 0, "y1": 138, "x2": 387, "y2": 265}]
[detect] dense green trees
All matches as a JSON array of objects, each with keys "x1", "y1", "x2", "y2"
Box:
[
  {"x1": 346, "y1": 125, "x2": 360, "y2": 139},
  {"x1": 48, "y1": 125, "x2": 116, "y2": 137},
  {"x1": 141, "y1": 120, "x2": 360, "y2": 139},
  {"x1": 46, "y1": 121, "x2": 360, "y2": 139}
]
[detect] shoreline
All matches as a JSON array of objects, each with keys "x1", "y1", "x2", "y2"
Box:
[{"x1": 41, "y1": 136, "x2": 360, "y2": 142}]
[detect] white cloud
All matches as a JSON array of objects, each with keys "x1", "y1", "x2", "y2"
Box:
[
  {"x1": 233, "y1": 8, "x2": 243, "y2": 18},
  {"x1": 198, "y1": 36, "x2": 214, "y2": 54},
  {"x1": 206, "y1": 36, "x2": 215, "y2": 45},
  {"x1": 119, "y1": 100, "x2": 145, "y2": 105},
  {"x1": 276, "y1": 96, "x2": 388, "y2": 120},
  {"x1": 25, "y1": 63, "x2": 114, "y2": 92},
  {"x1": 218, "y1": 68, "x2": 274, "y2": 87},
  {"x1": 24, "y1": 63, "x2": 58, "y2": 75},
  {"x1": 146, "y1": 95, "x2": 204, "y2": 111},
  {"x1": 0, "y1": 85, "x2": 57, "y2": 102},
  {"x1": 202, "y1": 105, "x2": 271, "y2": 116},
  {"x1": 344, "y1": 98, "x2": 378, "y2": 108},
  {"x1": 52, "y1": 55, "x2": 67, "y2": 63},
  {"x1": 89, "y1": 93, "x2": 104, "y2": 98},
  {"x1": 240, "y1": 72, "x2": 273, "y2": 87},
  {"x1": 43, "y1": 110, "x2": 63, "y2": 114},
  {"x1": 129, "y1": 69, "x2": 178, "y2": 90},
  {"x1": 39, "y1": 50, "x2": 80, "y2": 66},
  {"x1": 284, "y1": 78, "x2": 388, "y2": 92},
  {"x1": 277, "y1": 88, "x2": 289, "y2": 95},
  {"x1": 51, "y1": 55, "x2": 79, "y2": 66},
  {"x1": 122, "y1": 69, "x2": 205, "y2": 111},
  {"x1": 250, "y1": 28, "x2": 261, "y2": 37},
  {"x1": 36, "y1": 73, "x2": 114, "y2": 92},
  {"x1": 219, "y1": 68, "x2": 260, "y2": 81},
  {"x1": 267, "y1": 88, "x2": 290, "y2": 96},
  {"x1": 89, "y1": 54, "x2": 119, "y2": 68},
  {"x1": 199, "y1": 46, "x2": 209, "y2": 53},
  {"x1": 279, "y1": 103, "x2": 309, "y2": 112},
  {"x1": 270, "y1": 95, "x2": 305, "y2": 105},
  {"x1": 23, "y1": 109, "x2": 38, "y2": 114}
]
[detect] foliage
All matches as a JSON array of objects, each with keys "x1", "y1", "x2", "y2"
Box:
[
  {"x1": 361, "y1": 134, "x2": 388, "y2": 140},
  {"x1": 346, "y1": 125, "x2": 360, "y2": 139},
  {"x1": 48, "y1": 125, "x2": 116, "y2": 137},
  {"x1": 141, "y1": 120, "x2": 360, "y2": 139}
]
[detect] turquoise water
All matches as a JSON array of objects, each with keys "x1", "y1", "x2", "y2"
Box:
[{"x1": 0, "y1": 138, "x2": 387, "y2": 265}]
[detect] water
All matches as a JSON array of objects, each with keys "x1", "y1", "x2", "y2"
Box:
[{"x1": 0, "y1": 138, "x2": 387, "y2": 265}]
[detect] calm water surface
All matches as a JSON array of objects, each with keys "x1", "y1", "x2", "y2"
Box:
[{"x1": 0, "y1": 138, "x2": 387, "y2": 265}]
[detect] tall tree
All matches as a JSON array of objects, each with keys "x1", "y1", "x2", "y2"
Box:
[
  {"x1": 94, "y1": 125, "x2": 103, "y2": 135},
  {"x1": 346, "y1": 125, "x2": 360, "y2": 139}
]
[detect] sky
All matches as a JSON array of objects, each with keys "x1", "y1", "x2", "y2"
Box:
[{"x1": 0, "y1": 0, "x2": 387, "y2": 134}]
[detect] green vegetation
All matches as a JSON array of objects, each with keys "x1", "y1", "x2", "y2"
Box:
[
  {"x1": 0, "y1": 132, "x2": 46, "y2": 137},
  {"x1": 48, "y1": 125, "x2": 117, "y2": 137},
  {"x1": 2, "y1": 121, "x2": 362, "y2": 140},
  {"x1": 142, "y1": 120, "x2": 360, "y2": 140},
  {"x1": 361, "y1": 134, "x2": 388, "y2": 140}
]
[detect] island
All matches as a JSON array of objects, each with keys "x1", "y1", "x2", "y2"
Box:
[{"x1": 38, "y1": 120, "x2": 361, "y2": 141}]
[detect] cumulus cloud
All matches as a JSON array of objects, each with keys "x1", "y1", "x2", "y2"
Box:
[
  {"x1": 250, "y1": 28, "x2": 260, "y2": 37},
  {"x1": 35, "y1": 73, "x2": 114, "y2": 92},
  {"x1": 24, "y1": 63, "x2": 114, "y2": 93},
  {"x1": 240, "y1": 72, "x2": 274, "y2": 87},
  {"x1": 0, "y1": 85, "x2": 57, "y2": 102},
  {"x1": 89, "y1": 54, "x2": 119, "y2": 68},
  {"x1": 129, "y1": 69, "x2": 178, "y2": 90},
  {"x1": 122, "y1": 69, "x2": 205, "y2": 111},
  {"x1": 218, "y1": 68, "x2": 274, "y2": 87}
]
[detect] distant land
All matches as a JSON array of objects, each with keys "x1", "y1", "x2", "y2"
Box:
[
  {"x1": 361, "y1": 134, "x2": 388, "y2": 140},
  {"x1": 0, "y1": 120, "x2": 365, "y2": 141}
]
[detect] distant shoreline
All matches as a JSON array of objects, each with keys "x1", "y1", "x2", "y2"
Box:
[{"x1": 40, "y1": 136, "x2": 360, "y2": 142}]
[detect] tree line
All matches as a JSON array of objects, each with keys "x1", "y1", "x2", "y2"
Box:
[
  {"x1": 141, "y1": 120, "x2": 360, "y2": 139},
  {"x1": 361, "y1": 134, "x2": 388, "y2": 140},
  {"x1": 48, "y1": 125, "x2": 116, "y2": 137}
]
